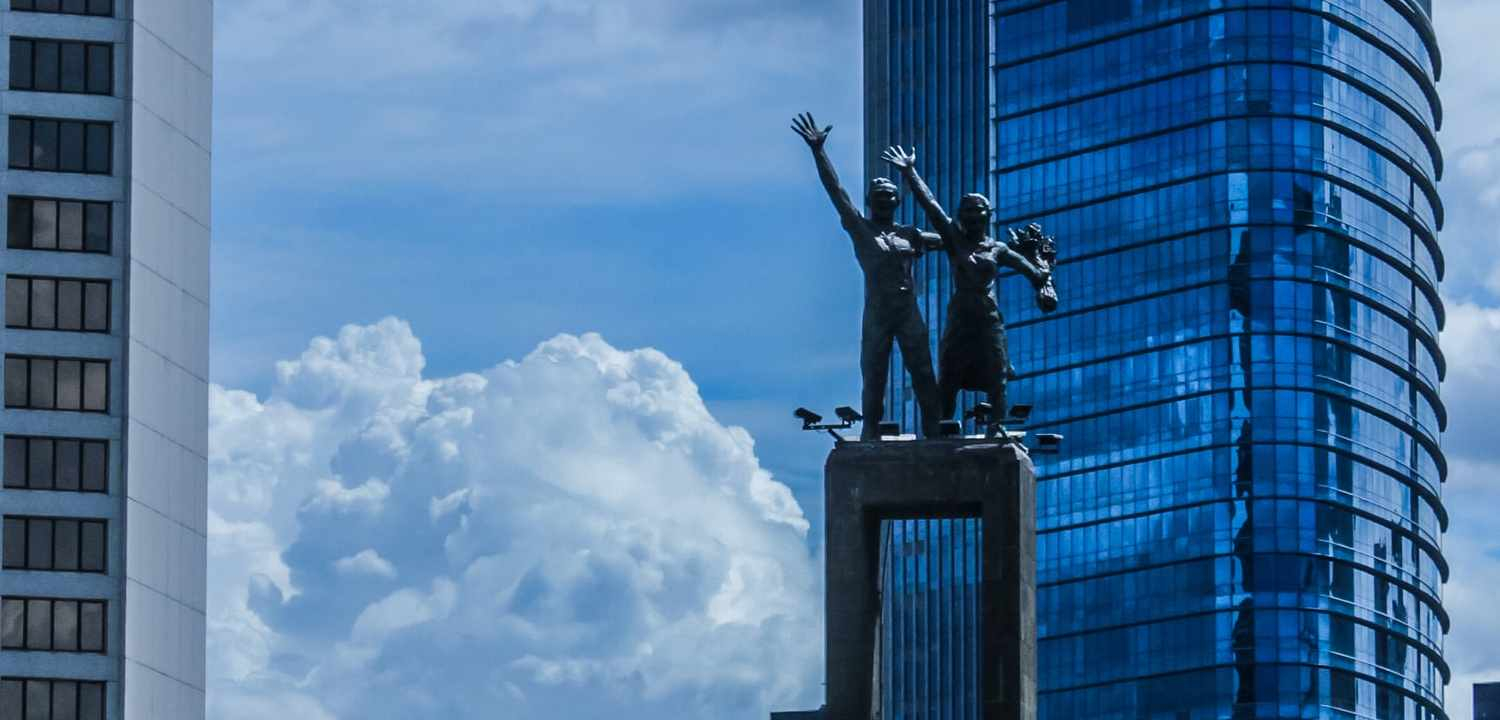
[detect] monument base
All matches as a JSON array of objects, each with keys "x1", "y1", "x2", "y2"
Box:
[{"x1": 822, "y1": 439, "x2": 1036, "y2": 720}]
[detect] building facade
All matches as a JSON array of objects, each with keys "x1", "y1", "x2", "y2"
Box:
[
  {"x1": 865, "y1": 3, "x2": 991, "y2": 718},
  {"x1": 869, "y1": 1, "x2": 1448, "y2": 718},
  {"x1": 0, "y1": 1, "x2": 210, "y2": 719},
  {"x1": 1477, "y1": 682, "x2": 1500, "y2": 720}
]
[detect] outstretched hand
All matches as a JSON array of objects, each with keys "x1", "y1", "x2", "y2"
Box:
[
  {"x1": 882, "y1": 145, "x2": 918, "y2": 171},
  {"x1": 791, "y1": 112, "x2": 832, "y2": 148}
]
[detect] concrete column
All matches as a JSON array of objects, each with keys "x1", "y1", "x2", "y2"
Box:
[{"x1": 823, "y1": 440, "x2": 1036, "y2": 720}]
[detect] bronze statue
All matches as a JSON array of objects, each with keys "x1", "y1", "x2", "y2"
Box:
[
  {"x1": 792, "y1": 113, "x2": 943, "y2": 440},
  {"x1": 883, "y1": 145, "x2": 1056, "y2": 429}
]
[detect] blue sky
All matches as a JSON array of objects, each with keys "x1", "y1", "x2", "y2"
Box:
[{"x1": 205, "y1": 2, "x2": 1500, "y2": 718}]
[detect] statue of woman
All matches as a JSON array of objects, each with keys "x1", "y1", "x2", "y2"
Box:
[{"x1": 884, "y1": 145, "x2": 1058, "y2": 429}]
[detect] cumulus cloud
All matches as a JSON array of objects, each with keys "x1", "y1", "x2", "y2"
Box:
[
  {"x1": 335, "y1": 549, "x2": 399, "y2": 580},
  {"x1": 207, "y1": 319, "x2": 821, "y2": 719}
]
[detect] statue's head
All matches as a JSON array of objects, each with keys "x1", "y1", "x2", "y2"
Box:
[
  {"x1": 867, "y1": 178, "x2": 901, "y2": 215},
  {"x1": 957, "y1": 193, "x2": 992, "y2": 233}
]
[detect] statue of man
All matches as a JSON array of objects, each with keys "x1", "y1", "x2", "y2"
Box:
[
  {"x1": 792, "y1": 113, "x2": 943, "y2": 440},
  {"x1": 883, "y1": 145, "x2": 1055, "y2": 429}
]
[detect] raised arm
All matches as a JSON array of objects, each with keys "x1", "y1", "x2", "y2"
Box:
[
  {"x1": 883, "y1": 145, "x2": 955, "y2": 237},
  {"x1": 791, "y1": 113, "x2": 861, "y2": 230}
]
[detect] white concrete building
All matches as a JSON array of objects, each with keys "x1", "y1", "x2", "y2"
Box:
[{"x1": 0, "y1": 1, "x2": 209, "y2": 718}]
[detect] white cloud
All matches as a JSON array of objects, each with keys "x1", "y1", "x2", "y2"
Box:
[
  {"x1": 305, "y1": 477, "x2": 391, "y2": 515},
  {"x1": 335, "y1": 549, "x2": 399, "y2": 580},
  {"x1": 429, "y1": 488, "x2": 471, "y2": 521},
  {"x1": 350, "y1": 579, "x2": 459, "y2": 645},
  {"x1": 208, "y1": 319, "x2": 821, "y2": 719}
]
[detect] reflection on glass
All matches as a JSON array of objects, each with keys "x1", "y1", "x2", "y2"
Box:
[{"x1": 879, "y1": 3, "x2": 1446, "y2": 717}]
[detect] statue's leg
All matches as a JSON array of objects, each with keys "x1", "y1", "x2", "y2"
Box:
[
  {"x1": 893, "y1": 306, "x2": 941, "y2": 438},
  {"x1": 940, "y1": 374, "x2": 961, "y2": 424},
  {"x1": 937, "y1": 328, "x2": 961, "y2": 423},
  {"x1": 859, "y1": 320, "x2": 892, "y2": 441},
  {"x1": 988, "y1": 377, "x2": 1008, "y2": 424},
  {"x1": 974, "y1": 378, "x2": 1010, "y2": 439}
]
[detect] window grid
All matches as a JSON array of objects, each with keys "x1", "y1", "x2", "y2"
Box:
[
  {"x1": 0, "y1": 677, "x2": 106, "y2": 720},
  {"x1": 3, "y1": 436, "x2": 108, "y2": 493},
  {"x1": 4, "y1": 275, "x2": 111, "y2": 333},
  {"x1": 0, "y1": 597, "x2": 107, "y2": 653},
  {"x1": 2, "y1": 355, "x2": 109, "y2": 413},
  {"x1": 6, "y1": 196, "x2": 112, "y2": 253},
  {"x1": 8, "y1": 0, "x2": 113, "y2": 17},
  {"x1": 7, "y1": 117, "x2": 112, "y2": 175},
  {"x1": 8, "y1": 38, "x2": 112, "y2": 95},
  {"x1": 0, "y1": 516, "x2": 107, "y2": 573}
]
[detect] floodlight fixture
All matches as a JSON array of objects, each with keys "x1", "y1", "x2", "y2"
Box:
[
  {"x1": 1028, "y1": 433, "x2": 1064, "y2": 455},
  {"x1": 794, "y1": 405, "x2": 864, "y2": 442},
  {"x1": 964, "y1": 402, "x2": 994, "y2": 423},
  {"x1": 1006, "y1": 404, "x2": 1034, "y2": 422}
]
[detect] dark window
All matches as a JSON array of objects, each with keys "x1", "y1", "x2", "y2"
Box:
[
  {"x1": 32, "y1": 40, "x2": 58, "y2": 92},
  {"x1": 58, "y1": 42, "x2": 85, "y2": 93},
  {"x1": 83, "y1": 123, "x2": 108, "y2": 173},
  {"x1": 10, "y1": 0, "x2": 113, "y2": 16},
  {"x1": 0, "y1": 517, "x2": 106, "y2": 572},
  {"x1": 10, "y1": 41, "x2": 32, "y2": 91},
  {"x1": 57, "y1": 122, "x2": 83, "y2": 172},
  {"x1": 1066, "y1": 0, "x2": 1133, "y2": 31},
  {"x1": 0, "y1": 678, "x2": 106, "y2": 720},
  {"x1": 8, "y1": 117, "x2": 111, "y2": 175},
  {"x1": 6, "y1": 118, "x2": 28, "y2": 169},
  {"x1": 5, "y1": 277, "x2": 110, "y2": 332},
  {"x1": 7, "y1": 197, "x2": 111, "y2": 253},
  {"x1": 2, "y1": 356, "x2": 108, "y2": 412},
  {"x1": 31, "y1": 119, "x2": 57, "y2": 170},
  {"x1": 84, "y1": 45, "x2": 108, "y2": 94}
]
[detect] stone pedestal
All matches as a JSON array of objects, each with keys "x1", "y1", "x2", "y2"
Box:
[{"x1": 823, "y1": 439, "x2": 1036, "y2": 720}]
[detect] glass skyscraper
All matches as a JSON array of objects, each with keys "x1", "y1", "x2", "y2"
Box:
[{"x1": 867, "y1": 1, "x2": 1448, "y2": 718}]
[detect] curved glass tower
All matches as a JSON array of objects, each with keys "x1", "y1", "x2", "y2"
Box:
[{"x1": 868, "y1": 1, "x2": 1449, "y2": 718}]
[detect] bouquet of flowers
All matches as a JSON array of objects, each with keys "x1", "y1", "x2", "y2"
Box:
[{"x1": 1009, "y1": 223, "x2": 1059, "y2": 313}]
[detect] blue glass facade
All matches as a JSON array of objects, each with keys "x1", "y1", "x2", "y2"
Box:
[
  {"x1": 866, "y1": 1, "x2": 1448, "y2": 718},
  {"x1": 878, "y1": 518, "x2": 984, "y2": 719}
]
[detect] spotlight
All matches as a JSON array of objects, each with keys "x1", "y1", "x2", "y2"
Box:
[
  {"x1": 795, "y1": 407, "x2": 823, "y2": 429},
  {"x1": 1006, "y1": 404, "x2": 1034, "y2": 423},
  {"x1": 793, "y1": 405, "x2": 863, "y2": 442},
  {"x1": 1028, "y1": 433, "x2": 1064, "y2": 455}
]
